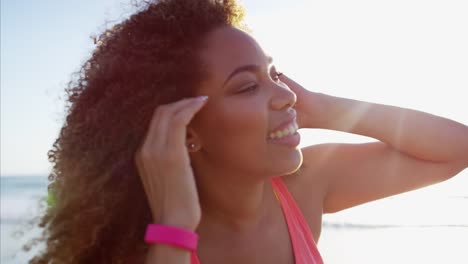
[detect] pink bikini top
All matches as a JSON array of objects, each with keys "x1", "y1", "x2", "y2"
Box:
[{"x1": 190, "y1": 176, "x2": 324, "y2": 264}]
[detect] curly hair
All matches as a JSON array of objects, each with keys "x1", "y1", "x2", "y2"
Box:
[{"x1": 27, "y1": 0, "x2": 246, "y2": 263}]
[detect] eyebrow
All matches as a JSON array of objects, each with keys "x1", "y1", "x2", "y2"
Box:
[{"x1": 222, "y1": 56, "x2": 273, "y2": 87}]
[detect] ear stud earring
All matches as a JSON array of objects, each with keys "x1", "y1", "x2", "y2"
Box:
[{"x1": 187, "y1": 143, "x2": 196, "y2": 150}]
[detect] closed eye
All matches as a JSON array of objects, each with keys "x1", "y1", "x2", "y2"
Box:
[
  {"x1": 238, "y1": 84, "x2": 258, "y2": 93},
  {"x1": 236, "y1": 64, "x2": 281, "y2": 94}
]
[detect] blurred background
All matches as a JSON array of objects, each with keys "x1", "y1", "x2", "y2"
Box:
[{"x1": 2, "y1": 0, "x2": 467, "y2": 263}]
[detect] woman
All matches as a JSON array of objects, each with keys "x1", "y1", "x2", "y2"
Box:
[{"x1": 29, "y1": 0, "x2": 468, "y2": 263}]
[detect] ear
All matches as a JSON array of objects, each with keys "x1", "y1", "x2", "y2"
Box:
[{"x1": 186, "y1": 127, "x2": 202, "y2": 153}]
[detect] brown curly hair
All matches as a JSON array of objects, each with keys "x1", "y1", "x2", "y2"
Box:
[{"x1": 27, "y1": 0, "x2": 246, "y2": 263}]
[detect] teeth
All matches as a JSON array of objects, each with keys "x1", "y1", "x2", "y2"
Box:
[
  {"x1": 277, "y1": 131, "x2": 283, "y2": 138},
  {"x1": 269, "y1": 121, "x2": 298, "y2": 139}
]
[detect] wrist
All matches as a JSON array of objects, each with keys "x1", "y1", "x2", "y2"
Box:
[
  {"x1": 315, "y1": 94, "x2": 369, "y2": 132},
  {"x1": 315, "y1": 93, "x2": 338, "y2": 129},
  {"x1": 145, "y1": 224, "x2": 199, "y2": 251},
  {"x1": 300, "y1": 91, "x2": 330, "y2": 129},
  {"x1": 155, "y1": 210, "x2": 201, "y2": 231}
]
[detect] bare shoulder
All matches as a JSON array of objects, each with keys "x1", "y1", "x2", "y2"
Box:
[{"x1": 284, "y1": 144, "x2": 334, "y2": 197}]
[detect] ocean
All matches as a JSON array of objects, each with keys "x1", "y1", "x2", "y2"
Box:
[{"x1": 1, "y1": 175, "x2": 467, "y2": 264}]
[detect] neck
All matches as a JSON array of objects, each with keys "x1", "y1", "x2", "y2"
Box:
[{"x1": 194, "y1": 166, "x2": 273, "y2": 233}]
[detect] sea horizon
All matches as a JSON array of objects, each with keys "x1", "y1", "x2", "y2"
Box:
[{"x1": 2, "y1": 173, "x2": 468, "y2": 225}]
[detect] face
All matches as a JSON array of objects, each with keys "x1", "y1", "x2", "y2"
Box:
[{"x1": 190, "y1": 26, "x2": 302, "y2": 179}]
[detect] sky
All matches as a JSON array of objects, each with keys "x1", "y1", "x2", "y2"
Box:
[{"x1": 1, "y1": 0, "x2": 467, "y2": 176}]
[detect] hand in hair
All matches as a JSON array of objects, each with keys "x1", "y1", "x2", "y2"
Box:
[{"x1": 135, "y1": 96, "x2": 208, "y2": 230}]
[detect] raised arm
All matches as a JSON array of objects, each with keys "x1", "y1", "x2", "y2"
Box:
[
  {"x1": 280, "y1": 75, "x2": 468, "y2": 213},
  {"x1": 135, "y1": 97, "x2": 207, "y2": 263}
]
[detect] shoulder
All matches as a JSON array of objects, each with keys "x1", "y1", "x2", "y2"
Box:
[
  {"x1": 284, "y1": 144, "x2": 333, "y2": 196},
  {"x1": 282, "y1": 143, "x2": 351, "y2": 212}
]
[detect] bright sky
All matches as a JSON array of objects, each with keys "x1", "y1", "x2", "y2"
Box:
[{"x1": 2, "y1": 0, "x2": 467, "y2": 179}]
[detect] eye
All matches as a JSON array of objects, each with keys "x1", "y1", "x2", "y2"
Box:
[{"x1": 238, "y1": 84, "x2": 258, "y2": 93}]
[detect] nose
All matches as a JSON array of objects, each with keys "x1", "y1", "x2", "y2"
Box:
[{"x1": 269, "y1": 82, "x2": 297, "y2": 111}]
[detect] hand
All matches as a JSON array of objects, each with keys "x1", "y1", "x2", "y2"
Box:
[
  {"x1": 279, "y1": 74, "x2": 323, "y2": 129},
  {"x1": 134, "y1": 96, "x2": 208, "y2": 230}
]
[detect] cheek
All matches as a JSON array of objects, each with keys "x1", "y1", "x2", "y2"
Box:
[
  {"x1": 196, "y1": 101, "x2": 303, "y2": 176},
  {"x1": 211, "y1": 104, "x2": 267, "y2": 148},
  {"x1": 198, "y1": 101, "x2": 268, "y2": 162}
]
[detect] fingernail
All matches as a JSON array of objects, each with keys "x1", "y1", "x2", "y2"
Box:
[{"x1": 196, "y1": 95, "x2": 208, "y2": 101}]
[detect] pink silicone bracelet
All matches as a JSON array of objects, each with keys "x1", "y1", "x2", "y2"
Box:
[{"x1": 144, "y1": 224, "x2": 198, "y2": 251}]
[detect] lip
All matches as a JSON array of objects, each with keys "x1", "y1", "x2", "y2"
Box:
[
  {"x1": 268, "y1": 114, "x2": 297, "y2": 135},
  {"x1": 267, "y1": 131, "x2": 301, "y2": 147}
]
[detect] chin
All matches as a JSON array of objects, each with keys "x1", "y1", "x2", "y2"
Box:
[{"x1": 274, "y1": 148, "x2": 303, "y2": 176}]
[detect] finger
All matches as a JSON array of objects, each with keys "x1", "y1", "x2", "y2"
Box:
[
  {"x1": 145, "y1": 97, "x2": 206, "y2": 151},
  {"x1": 141, "y1": 105, "x2": 167, "y2": 154},
  {"x1": 166, "y1": 97, "x2": 208, "y2": 149},
  {"x1": 279, "y1": 74, "x2": 301, "y2": 93},
  {"x1": 157, "y1": 96, "x2": 208, "y2": 149},
  {"x1": 136, "y1": 98, "x2": 206, "y2": 218}
]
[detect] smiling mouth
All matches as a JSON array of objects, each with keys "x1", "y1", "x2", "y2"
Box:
[{"x1": 268, "y1": 121, "x2": 299, "y2": 139}]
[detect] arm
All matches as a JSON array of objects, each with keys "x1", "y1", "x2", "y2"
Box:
[
  {"x1": 281, "y1": 75, "x2": 468, "y2": 213},
  {"x1": 145, "y1": 244, "x2": 192, "y2": 264},
  {"x1": 307, "y1": 94, "x2": 468, "y2": 164},
  {"x1": 135, "y1": 97, "x2": 207, "y2": 263},
  {"x1": 144, "y1": 215, "x2": 199, "y2": 264}
]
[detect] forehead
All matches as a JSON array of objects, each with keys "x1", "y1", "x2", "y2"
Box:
[{"x1": 199, "y1": 26, "x2": 269, "y2": 83}]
